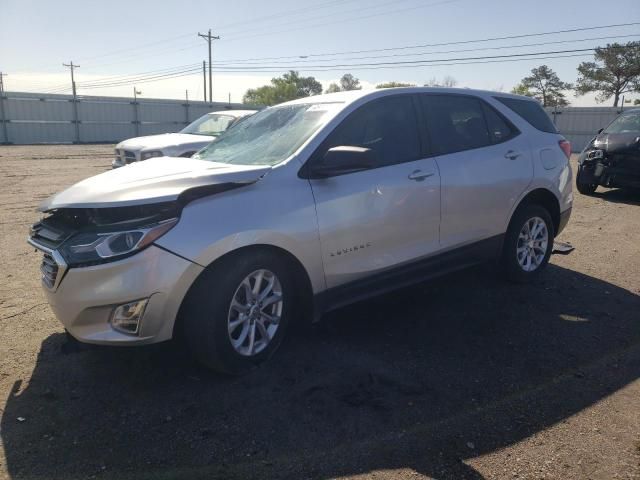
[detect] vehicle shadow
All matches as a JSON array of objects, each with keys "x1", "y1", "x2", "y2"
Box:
[
  {"x1": 593, "y1": 187, "x2": 640, "y2": 206},
  {"x1": 2, "y1": 263, "x2": 639, "y2": 480}
]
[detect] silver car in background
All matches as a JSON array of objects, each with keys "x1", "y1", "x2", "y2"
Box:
[
  {"x1": 29, "y1": 88, "x2": 572, "y2": 374},
  {"x1": 112, "y1": 109, "x2": 256, "y2": 168}
]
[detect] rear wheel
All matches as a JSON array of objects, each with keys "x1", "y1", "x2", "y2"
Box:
[
  {"x1": 576, "y1": 167, "x2": 598, "y2": 195},
  {"x1": 182, "y1": 250, "x2": 293, "y2": 374},
  {"x1": 501, "y1": 204, "x2": 554, "y2": 283}
]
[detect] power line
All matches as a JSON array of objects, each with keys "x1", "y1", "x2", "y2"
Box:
[
  {"x1": 224, "y1": 0, "x2": 462, "y2": 42},
  {"x1": 192, "y1": 46, "x2": 629, "y2": 71},
  {"x1": 79, "y1": 63, "x2": 201, "y2": 87},
  {"x1": 78, "y1": 68, "x2": 202, "y2": 89},
  {"x1": 211, "y1": 34, "x2": 640, "y2": 65}
]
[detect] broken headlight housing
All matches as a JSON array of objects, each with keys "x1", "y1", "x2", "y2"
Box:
[
  {"x1": 59, "y1": 218, "x2": 178, "y2": 267},
  {"x1": 585, "y1": 149, "x2": 604, "y2": 161}
]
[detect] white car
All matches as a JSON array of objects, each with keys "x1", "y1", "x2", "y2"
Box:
[{"x1": 112, "y1": 110, "x2": 256, "y2": 168}]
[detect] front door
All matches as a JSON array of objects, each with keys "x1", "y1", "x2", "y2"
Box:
[{"x1": 306, "y1": 94, "x2": 441, "y2": 289}]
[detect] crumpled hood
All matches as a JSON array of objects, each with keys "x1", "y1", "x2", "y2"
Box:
[
  {"x1": 117, "y1": 133, "x2": 214, "y2": 151},
  {"x1": 592, "y1": 132, "x2": 640, "y2": 154},
  {"x1": 39, "y1": 157, "x2": 271, "y2": 211}
]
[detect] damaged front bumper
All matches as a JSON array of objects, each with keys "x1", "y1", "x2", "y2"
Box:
[{"x1": 578, "y1": 150, "x2": 640, "y2": 189}]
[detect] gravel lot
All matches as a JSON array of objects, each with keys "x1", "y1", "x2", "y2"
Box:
[{"x1": 0, "y1": 145, "x2": 639, "y2": 480}]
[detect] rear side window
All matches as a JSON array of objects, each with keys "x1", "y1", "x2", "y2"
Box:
[
  {"x1": 420, "y1": 94, "x2": 491, "y2": 155},
  {"x1": 495, "y1": 97, "x2": 557, "y2": 133},
  {"x1": 321, "y1": 94, "x2": 421, "y2": 167},
  {"x1": 482, "y1": 103, "x2": 518, "y2": 144}
]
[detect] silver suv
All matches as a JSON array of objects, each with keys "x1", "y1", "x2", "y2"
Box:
[{"x1": 28, "y1": 88, "x2": 573, "y2": 374}]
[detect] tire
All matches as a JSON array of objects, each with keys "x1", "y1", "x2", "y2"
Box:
[
  {"x1": 576, "y1": 167, "x2": 598, "y2": 195},
  {"x1": 501, "y1": 204, "x2": 554, "y2": 283},
  {"x1": 181, "y1": 250, "x2": 293, "y2": 374}
]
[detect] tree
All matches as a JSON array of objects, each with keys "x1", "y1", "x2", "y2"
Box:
[
  {"x1": 376, "y1": 81, "x2": 416, "y2": 89},
  {"x1": 324, "y1": 73, "x2": 362, "y2": 93},
  {"x1": 519, "y1": 65, "x2": 572, "y2": 107},
  {"x1": 339, "y1": 73, "x2": 361, "y2": 91},
  {"x1": 325, "y1": 83, "x2": 341, "y2": 93},
  {"x1": 511, "y1": 82, "x2": 533, "y2": 96},
  {"x1": 575, "y1": 42, "x2": 640, "y2": 107},
  {"x1": 243, "y1": 70, "x2": 322, "y2": 106},
  {"x1": 424, "y1": 76, "x2": 457, "y2": 87}
]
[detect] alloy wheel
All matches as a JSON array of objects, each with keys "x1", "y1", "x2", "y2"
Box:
[{"x1": 227, "y1": 269, "x2": 283, "y2": 356}]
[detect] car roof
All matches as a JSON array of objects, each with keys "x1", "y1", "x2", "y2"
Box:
[
  {"x1": 208, "y1": 109, "x2": 257, "y2": 117},
  {"x1": 278, "y1": 87, "x2": 538, "y2": 108}
]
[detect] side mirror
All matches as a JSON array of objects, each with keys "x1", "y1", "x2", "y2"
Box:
[
  {"x1": 309, "y1": 146, "x2": 377, "y2": 179},
  {"x1": 597, "y1": 128, "x2": 604, "y2": 134}
]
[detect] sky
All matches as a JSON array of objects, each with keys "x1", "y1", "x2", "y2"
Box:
[{"x1": 1, "y1": 0, "x2": 639, "y2": 106}]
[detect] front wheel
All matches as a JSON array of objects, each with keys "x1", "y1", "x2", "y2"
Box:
[
  {"x1": 576, "y1": 167, "x2": 598, "y2": 195},
  {"x1": 501, "y1": 204, "x2": 554, "y2": 283},
  {"x1": 181, "y1": 250, "x2": 293, "y2": 374}
]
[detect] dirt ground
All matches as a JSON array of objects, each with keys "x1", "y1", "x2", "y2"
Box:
[{"x1": 0, "y1": 145, "x2": 639, "y2": 480}]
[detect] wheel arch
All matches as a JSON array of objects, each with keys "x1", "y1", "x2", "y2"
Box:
[
  {"x1": 510, "y1": 188, "x2": 561, "y2": 235},
  {"x1": 173, "y1": 244, "x2": 314, "y2": 339}
]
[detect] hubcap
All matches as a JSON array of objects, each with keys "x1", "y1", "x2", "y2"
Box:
[
  {"x1": 516, "y1": 216, "x2": 549, "y2": 272},
  {"x1": 227, "y1": 269, "x2": 283, "y2": 357}
]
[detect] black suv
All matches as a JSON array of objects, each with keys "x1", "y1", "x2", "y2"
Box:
[{"x1": 576, "y1": 109, "x2": 640, "y2": 194}]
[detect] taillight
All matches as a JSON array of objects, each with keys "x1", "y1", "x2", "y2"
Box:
[{"x1": 559, "y1": 139, "x2": 571, "y2": 159}]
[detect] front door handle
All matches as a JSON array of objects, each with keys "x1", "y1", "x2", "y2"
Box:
[
  {"x1": 505, "y1": 150, "x2": 522, "y2": 160},
  {"x1": 408, "y1": 170, "x2": 434, "y2": 181}
]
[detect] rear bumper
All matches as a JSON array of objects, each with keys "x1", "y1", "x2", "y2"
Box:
[{"x1": 557, "y1": 207, "x2": 572, "y2": 236}]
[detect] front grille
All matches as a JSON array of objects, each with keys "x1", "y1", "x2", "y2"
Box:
[
  {"x1": 40, "y1": 252, "x2": 59, "y2": 289},
  {"x1": 115, "y1": 149, "x2": 137, "y2": 164}
]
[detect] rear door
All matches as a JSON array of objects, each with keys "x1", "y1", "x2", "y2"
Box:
[
  {"x1": 419, "y1": 94, "x2": 533, "y2": 248},
  {"x1": 306, "y1": 94, "x2": 441, "y2": 289}
]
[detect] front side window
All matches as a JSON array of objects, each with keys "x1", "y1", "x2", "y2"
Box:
[
  {"x1": 319, "y1": 95, "x2": 421, "y2": 167},
  {"x1": 603, "y1": 111, "x2": 640, "y2": 134},
  {"x1": 420, "y1": 95, "x2": 490, "y2": 155},
  {"x1": 193, "y1": 103, "x2": 343, "y2": 166},
  {"x1": 181, "y1": 113, "x2": 236, "y2": 136}
]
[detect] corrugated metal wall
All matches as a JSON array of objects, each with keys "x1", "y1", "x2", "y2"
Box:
[
  {"x1": 544, "y1": 106, "x2": 625, "y2": 152},
  {"x1": 0, "y1": 91, "x2": 256, "y2": 145},
  {"x1": 0, "y1": 91, "x2": 629, "y2": 150}
]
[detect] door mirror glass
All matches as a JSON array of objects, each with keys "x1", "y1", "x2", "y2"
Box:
[{"x1": 310, "y1": 146, "x2": 377, "y2": 178}]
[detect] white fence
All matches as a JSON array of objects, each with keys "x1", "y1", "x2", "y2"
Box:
[
  {"x1": 0, "y1": 91, "x2": 256, "y2": 145},
  {"x1": 0, "y1": 91, "x2": 629, "y2": 150},
  {"x1": 544, "y1": 106, "x2": 626, "y2": 152}
]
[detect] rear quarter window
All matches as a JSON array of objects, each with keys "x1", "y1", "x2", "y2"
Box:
[{"x1": 494, "y1": 97, "x2": 557, "y2": 134}]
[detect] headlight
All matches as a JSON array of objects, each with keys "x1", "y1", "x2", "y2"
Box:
[
  {"x1": 141, "y1": 150, "x2": 163, "y2": 160},
  {"x1": 59, "y1": 218, "x2": 178, "y2": 267},
  {"x1": 585, "y1": 149, "x2": 604, "y2": 161}
]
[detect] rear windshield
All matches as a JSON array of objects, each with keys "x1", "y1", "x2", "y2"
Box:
[{"x1": 494, "y1": 97, "x2": 557, "y2": 134}]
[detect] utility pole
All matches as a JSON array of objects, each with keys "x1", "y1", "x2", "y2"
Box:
[
  {"x1": 63, "y1": 61, "x2": 80, "y2": 143},
  {"x1": 132, "y1": 86, "x2": 141, "y2": 137},
  {"x1": 0, "y1": 72, "x2": 8, "y2": 144},
  {"x1": 185, "y1": 89, "x2": 190, "y2": 125},
  {"x1": 198, "y1": 29, "x2": 219, "y2": 104},
  {"x1": 202, "y1": 61, "x2": 207, "y2": 102}
]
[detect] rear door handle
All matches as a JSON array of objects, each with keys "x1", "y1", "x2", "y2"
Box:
[
  {"x1": 505, "y1": 150, "x2": 522, "y2": 160},
  {"x1": 408, "y1": 170, "x2": 435, "y2": 181}
]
